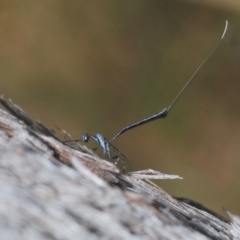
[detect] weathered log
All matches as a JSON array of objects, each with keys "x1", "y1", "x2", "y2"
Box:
[{"x1": 0, "y1": 95, "x2": 239, "y2": 240}]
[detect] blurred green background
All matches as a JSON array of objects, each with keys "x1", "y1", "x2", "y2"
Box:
[{"x1": 0, "y1": 0, "x2": 240, "y2": 216}]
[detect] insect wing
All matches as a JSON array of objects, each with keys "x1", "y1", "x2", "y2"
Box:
[{"x1": 107, "y1": 140, "x2": 132, "y2": 169}]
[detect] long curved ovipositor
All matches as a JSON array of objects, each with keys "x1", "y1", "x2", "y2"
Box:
[{"x1": 111, "y1": 20, "x2": 231, "y2": 142}]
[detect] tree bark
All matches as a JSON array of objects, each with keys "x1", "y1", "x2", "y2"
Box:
[{"x1": 0, "y1": 96, "x2": 239, "y2": 240}]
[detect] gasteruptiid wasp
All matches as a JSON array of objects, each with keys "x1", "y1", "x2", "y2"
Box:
[{"x1": 64, "y1": 20, "x2": 232, "y2": 171}]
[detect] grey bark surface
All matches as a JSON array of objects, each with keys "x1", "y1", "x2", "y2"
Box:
[{"x1": 0, "y1": 96, "x2": 239, "y2": 240}]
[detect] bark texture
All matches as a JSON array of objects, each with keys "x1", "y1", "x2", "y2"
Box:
[{"x1": 0, "y1": 96, "x2": 239, "y2": 240}]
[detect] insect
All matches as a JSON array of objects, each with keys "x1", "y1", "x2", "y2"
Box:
[{"x1": 65, "y1": 20, "x2": 231, "y2": 169}]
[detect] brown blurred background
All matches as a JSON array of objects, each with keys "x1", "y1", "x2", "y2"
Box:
[{"x1": 0, "y1": 0, "x2": 240, "y2": 216}]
